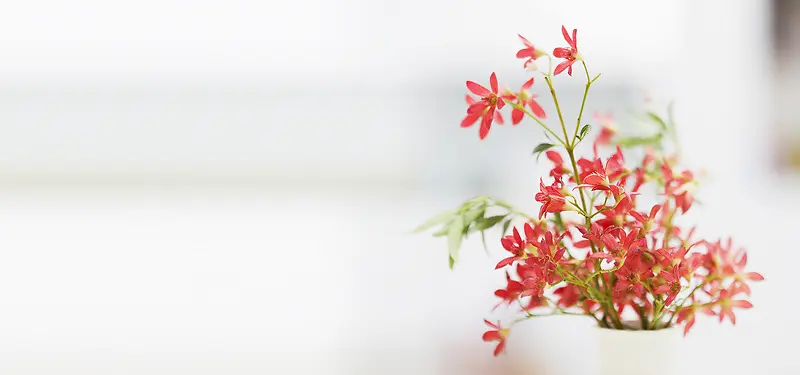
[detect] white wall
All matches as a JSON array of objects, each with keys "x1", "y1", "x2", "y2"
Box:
[{"x1": 0, "y1": 0, "x2": 790, "y2": 374}]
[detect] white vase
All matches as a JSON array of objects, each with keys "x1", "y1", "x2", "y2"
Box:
[{"x1": 594, "y1": 324, "x2": 680, "y2": 375}]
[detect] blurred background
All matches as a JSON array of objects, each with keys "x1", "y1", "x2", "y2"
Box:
[{"x1": 0, "y1": 0, "x2": 790, "y2": 374}]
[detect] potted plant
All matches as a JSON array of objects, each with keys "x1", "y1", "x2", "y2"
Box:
[{"x1": 415, "y1": 26, "x2": 763, "y2": 375}]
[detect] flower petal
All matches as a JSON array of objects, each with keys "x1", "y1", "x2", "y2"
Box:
[
  {"x1": 479, "y1": 110, "x2": 493, "y2": 139},
  {"x1": 571, "y1": 28, "x2": 578, "y2": 49},
  {"x1": 746, "y1": 272, "x2": 764, "y2": 281},
  {"x1": 466, "y1": 81, "x2": 490, "y2": 97},
  {"x1": 511, "y1": 109, "x2": 524, "y2": 125},
  {"x1": 483, "y1": 331, "x2": 500, "y2": 342},
  {"x1": 516, "y1": 48, "x2": 535, "y2": 58},
  {"x1": 522, "y1": 78, "x2": 534, "y2": 90},
  {"x1": 490, "y1": 73, "x2": 499, "y2": 94},
  {"x1": 589, "y1": 252, "x2": 614, "y2": 260},
  {"x1": 461, "y1": 112, "x2": 481, "y2": 128},
  {"x1": 573, "y1": 240, "x2": 590, "y2": 248},
  {"x1": 513, "y1": 227, "x2": 522, "y2": 243},
  {"x1": 528, "y1": 99, "x2": 546, "y2": 118},
  {"x1": 467, "y1": 102, "x2": 487, "y2": 114},
  {"x1": 546, "y1": 150, "x2": 563, "y2": 164},
  {"x1": 561, "y1": 25, "x2": 572, "y2": 46},
  {"x1": 493, "y1": 340, "x2": 506, "y2": 356},
  {"x1": 494, "y1": 111, "x2": 504, "y2": 125},
  {"x1": 553, "y1": 48, "x2": 571, "y2": 58},
  {"x1": 518, "y1": 34, "x2": 533, "y2": 47},
  {"x1": 554, "y1": 61, "x2": 571, "y2": 76}
]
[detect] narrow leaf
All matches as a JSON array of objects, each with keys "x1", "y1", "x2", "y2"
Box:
[
  {"x1": 481, "y1": 230, "x2": 489, "y2": 255},
  {"x1": 432, "y1": 227, "x2": 449, "y2": 237},
  {"x1": 448, "y1": 255, "x2": 455, "y2": 269},
  {"x1": 533, "y1": 143, "x2": 555, "y2": 155},
  {"x1": 647, "y1": 112, "x2": 668, "y2": 131},
  {"x1": 448, "y1": 215, "x2": 464, "y2": 263},
  {"x1": 474, "y1": 215, "x2": 506, "y2": 230},
  {"x1": 616, "y1": 133, "x2": 663, "y2": 148},
  {"x1": 502, "y1": 219, "x2": 512, "y2": 235},
  {"x1": 533, "y1": 143, "x2": 555, "y2": 161},
  {"x1": 413, "y1": 209, "x2": 455, "y2": 233},
  {"x1": 579, "y1": 124, "x2": 592, "y2": 140},
  {"x1": 463, "y1": 207, "x2": 485, "y2": 225}
]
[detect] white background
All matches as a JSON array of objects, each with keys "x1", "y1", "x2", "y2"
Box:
[{"x1": 0, "y1": 0, "x2": 788, "y2": 374}]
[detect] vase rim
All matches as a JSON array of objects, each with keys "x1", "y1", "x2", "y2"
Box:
[{"x1": 592, "y1": 321, "x2": 676, "y2": 333}]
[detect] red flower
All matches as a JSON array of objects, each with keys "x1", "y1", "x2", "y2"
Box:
[
  {"x1": 575, "y1": 222, "x2": 612, "y2": 249},
  {"x1": 509, "y1": 78, "x2": 546, "y2": 124},
  {"x1": 595, "y1": 195, "x2": 634, "y2": 229},
  {"x1": 518, "y1": 263, "x2": 548, "y2": 297},
  {"x1": 630, "y1": 204, "x2": 661, "y2": 233},
  {"x1": 483, "y1": 320, "x2": 509, "y2": 356},
  {"x1": 704, "y1": 239, "x2": 764, "y2": 283},
  {"x1": 545, "y1": 150, "x2": 571, "y2": 179},
  {"x1": 592, "y1": 112, "x2": 617, "y2": 153},
  {"x1": 614, "y1": 253, "x2": 650, "y2": 296},
  {"x1": 716, "y1": 286, "x2": 753, "y2": 325},
  {"x1": 462, "y1": 72, "x2": 507, "y2": 140},
  {"x1": 535, "y1": 178, "x2": 569, "y2": 219},
  {"x1": 554, "y1": 284, "x2": 581, "y2": 308},
  {"x1": 576, "y1": 149, "x2": 629, "y2": 198},
  {"x1": 631, "y1": 151, "x2": 656, "y2": 193},
  {"x1": 516, "y1": 34, "x2": 542, "y2": 69},
  {"x1": 531, "y1": 230, "x2": 567, "y2": 263},
  {"x1": 654, "y1": 266, "x2": 683, "y2": 306},
  {"x1": 590, "y1": 228, "x2": 645, "y2": 264},
  {"x1": 553, "y1": 26, "x2": 579, "y2": 76},
  {"x1": 521, "y1": 294, "x2": 549, "y2": 312},
  {"x1": 494, "y1": 272, "x2": 525, "y2": 309},
  {"x1": 497, "y1": 226, "x2": 529, "y2": 269},
  {"x1": 466, "y1": 94, "x2": 503, "y2": 124},
  {"x1": 677, "y1": 305, "x2": 715, "y2": 336},
  {"x1": 661, "y1": 163, "x2": 696, "y2": 213}
]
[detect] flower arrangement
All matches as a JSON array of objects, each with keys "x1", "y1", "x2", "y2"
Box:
[{"x1": 415, "y1": 26, "x2": 763, "y2": 357}]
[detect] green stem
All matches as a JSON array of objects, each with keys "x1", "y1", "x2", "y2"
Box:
[
  {"x1": 650, "y1": 300, "x2": 665, "y2": 330},
  {"x1": 571, "y1": 61, "x2": 593, "y2": 145},
  {"x1": 545, "y1": 62, "x2": 623, "y2": 329},
  {"x1": 635, "y1": 304, "x2": 648, "y2": 329},
  {"x1": 544, "y1": 77, "x2": 572, "y2": 148},
  {"x1": 666, "y1": 278, "x2": 712, "y2": 325},
  {"x1": 512, "y1": 309, "x2": 588, "y2": 325},
  {"x1": 505, "y1": 100, "x2": 565, "y2": 145}
]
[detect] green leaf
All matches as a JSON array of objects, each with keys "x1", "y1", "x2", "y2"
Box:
[
  {"x1": 432, "y1": 227, "x2": 449, "y2": 237},
  {"x1": 463, "y1": 207, "x2": 485, "y2": 224},
  {"x1": 616, "y1": 133, "x2": 663, "y2": 148},
  {"x1": 413, "y1": 209, "x2": 456, "y2": 233},
  {"x1": 502, "y1": 219, "x2": 512, "y2": 235},
  {"x1": 447, "y1": 215, "x2": 464, "y2": 263},
  {"x1": 474, "y1": 215, "x2": 506, "y2": 231},
  {"x1": 481, "y1": 230, "x2": 489, "y2": 254},
  {"x1": 647, "y1": 112, "x2": 668, "y2": 131},
  {"x1": 533, "y1": 143, "x2": 555, "y2": 155},
  {"x1": 533, "y1": 143, "x2": 555, "y2": 161},
  {"x1": 448, "y1": 255, "x2": 455, "y2": 269},
  {"x1": 579, "y1": 124, "x2": 592, "y2": 140}
]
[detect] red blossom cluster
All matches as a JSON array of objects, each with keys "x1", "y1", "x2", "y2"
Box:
[{"x1": 446, "y1": 26, "x2": 763, "y2": 357}]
